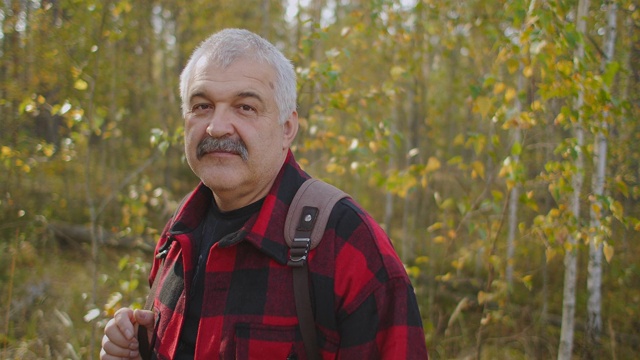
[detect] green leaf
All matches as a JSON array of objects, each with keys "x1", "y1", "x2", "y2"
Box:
[
  {"x1": 512, "y1": 141, "x2": 522, "y2": 156},
  {"x1": 603, "y1": 61, "x2": 620, "y2": 87}
]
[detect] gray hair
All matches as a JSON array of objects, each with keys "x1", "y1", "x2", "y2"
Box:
[{"x1": 179, "y1": 28, "x2": 297, "y2": 124}]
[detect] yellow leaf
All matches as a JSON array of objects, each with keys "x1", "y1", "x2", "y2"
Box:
[
  {"x1": 477, "y1": 291, "x2": 488, "y2": 305},
  {"x1": 603, "y1": 242, "x2": 614, "y2": 263},
  {"x1": 453, "y1": 133, "x2": 465, "y2": 146},
  {"x1": 326, "y1": 163, "x2": 339, "y2": 173},
  {"x1": 369, "y1": 141, "x2": 379, "y2": 153},
  {"x1": 406, "y1": 266, "x2": 420, "y2": 278},
  {"x1": 591, "y1": 202, "x2": 602, "y2": 216},
  {"x1": 425, "y1": 156, "x2": 441, "y2": 173},
  {"x1": 472, "y1": 161, "x2": 485, "y2": 180},
  {"x1": 498, "y1": 158, "x2": 512, "y2": 178},
  {"x1": 506, "y1": 58, "x2": 519, "y2": 74},
  {"x1": 531, "y1": 100, "x2": 543, "y2": 111},
  {"x1": 473, "y1": 96, "x2": 493, "y2": 118},
  {"x1": 43, "y1": 145, "x2": 54, "y2": 157},
  {"x1": 390, "y1": 66, "x2": 405, "y2": 80},
  {"x1": 452, "y1": 259, "x2": 463, "y2": 270},
  {"x1": 504, "y1": 87, "x2": 517, "y2": 102},
  {"x1": 438, "y1": 272, "x2": 452, "y2": 282},
  {"x1": 427, "y1": 222, "x2": 443, "y2": 232},
  {"x1": 545, "y1": 248, "x2": 556, "y2": 262},
  {"x1": 74, "y1": 79, "x2": 88, "y2": 91},
  {"x1": 523, "y1": 65, "x2": 534, "y2": 78},
  {"x1": 616, "y1": 178, "x2": 629, "y2": 197},
  {"x1": 493, "y1": 82, "x2": 506, "y2": 95},
  {"x1": 610, "y1": 201, "x2": 624, "y2": 220}
]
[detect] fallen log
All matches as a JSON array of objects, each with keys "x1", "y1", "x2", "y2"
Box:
[{"x1": 47, "y1": 221, "x2": 156, "y2": 253}]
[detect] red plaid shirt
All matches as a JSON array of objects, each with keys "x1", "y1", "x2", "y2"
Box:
[{"x1": 147, "y1": 151, "x2": 428, "y2": 359}]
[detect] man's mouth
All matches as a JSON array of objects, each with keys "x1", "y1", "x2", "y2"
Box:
[{"x1": 197, "y1": 137, "x2": 249, "y2": 161}]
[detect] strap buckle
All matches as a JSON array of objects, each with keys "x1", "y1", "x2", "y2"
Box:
[{"x1": 288, "y1": 237, "x2": 311, "y2": 267}]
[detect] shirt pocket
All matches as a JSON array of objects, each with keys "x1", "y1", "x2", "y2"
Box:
[{"x1": 234, "y1": 323, "x2": 305, "y2": 360}]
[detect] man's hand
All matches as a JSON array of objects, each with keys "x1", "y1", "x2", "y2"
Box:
[{"x1": 100, "y1": 308, "x2": 155, "y2": 360}]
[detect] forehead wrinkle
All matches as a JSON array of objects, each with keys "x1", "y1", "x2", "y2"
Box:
[
  {"x1": 235, "y1": 90, "x2": 265, "y2": 105},
  {"x1": 188, "y1": 90, "x2": 207, "y2": 104}
]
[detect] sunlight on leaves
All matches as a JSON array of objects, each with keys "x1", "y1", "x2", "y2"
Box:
[
  {"x1": 603, "y1": 242, "x2": 614, "y2": 263},
  {"x1": 83, "y1": 308, "x2": 101, "y2": 323},
  {"x1": 74, "y1": 79, "x2": 88, "y2": 91}
]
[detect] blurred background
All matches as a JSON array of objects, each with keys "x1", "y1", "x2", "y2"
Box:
[{"x1": 1, "y1": 0, "x2": 639, "y2": 358}]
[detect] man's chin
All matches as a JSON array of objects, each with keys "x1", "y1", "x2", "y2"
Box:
[{"x1": 200, "y1": 173, "x2": 242, "y2": 192}]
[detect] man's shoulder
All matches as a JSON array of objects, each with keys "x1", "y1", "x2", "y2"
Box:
[
  {"x1": 327, "y1": 197, "x2": 384, "y2": 242},
  {"x1": 327, "y1": 198, "x2": 406, "y2": 277}
]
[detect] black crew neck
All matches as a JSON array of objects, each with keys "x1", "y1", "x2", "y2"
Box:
[{"x1": 211, "y1": 197, "x2": 265, "y2": 220}]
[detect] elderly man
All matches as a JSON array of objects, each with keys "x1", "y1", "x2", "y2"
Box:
[{"x1": 100, "y1": 28, "x2": 428, "y2": 360}]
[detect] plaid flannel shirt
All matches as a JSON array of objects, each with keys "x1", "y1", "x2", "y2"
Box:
[{"x1": 147, "y1": 150, "x2": 428, "y2": 359}]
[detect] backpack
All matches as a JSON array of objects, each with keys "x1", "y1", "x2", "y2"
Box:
[{"x1": 139, "y1": 178, "x2": 348, "y2": 360}]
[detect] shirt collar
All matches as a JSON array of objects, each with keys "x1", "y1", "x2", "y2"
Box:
[{"x1": 171, "y1": 150, "x2": 310, "y2": 265}]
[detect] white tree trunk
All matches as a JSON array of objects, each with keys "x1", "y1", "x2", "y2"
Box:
[
  {"x1": 506, "y1": 70, "x2": 523, "y2": 288},
  {"x1": 587, "y1": 0, "x2": 616, "y2": 345},
  {"x1": 558, "y1": 0, "x2": 589, "y2": 358},
  {"x1": 558, "y1": 126, "x2": 584, "y2": 360},
  {"x1": 507, "y1": 0, "x2": 537, "y2": 290}
]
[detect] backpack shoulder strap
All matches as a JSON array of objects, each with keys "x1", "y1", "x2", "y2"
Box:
[
  {"x1": 285, "y1": 178, "x2": 348, "y2": 360},
  {"x1": 284, "y1": 178, "x2": 348, "y2": 252}
]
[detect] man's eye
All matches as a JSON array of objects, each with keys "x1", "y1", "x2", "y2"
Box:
[
  {"x1": 191, "y1": 104, "x2": 212, "y2": 113},
  {"x1": 239, "y1": 104, "x2": 256, "y2": 112}
]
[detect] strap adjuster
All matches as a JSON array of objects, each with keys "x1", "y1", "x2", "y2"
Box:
[{"x1": 288, "y1": 237, "x2": 311, "y2": 267}]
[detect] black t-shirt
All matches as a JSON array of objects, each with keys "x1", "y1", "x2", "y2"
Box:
[{"x1": 174, "y1": 198, "x2": 264, "y2": 359}]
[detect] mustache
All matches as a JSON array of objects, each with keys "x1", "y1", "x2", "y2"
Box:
[{"x1": 196, "y1": 137, "x2": 249, "y2": 161}]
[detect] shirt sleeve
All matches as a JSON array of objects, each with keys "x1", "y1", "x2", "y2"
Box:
[
  {"x1": 323, "y1": 198, "x2": 428, "y2": 359},
  {"x1": 336, "y1": 277, "x2": 428, "y2": 359}
]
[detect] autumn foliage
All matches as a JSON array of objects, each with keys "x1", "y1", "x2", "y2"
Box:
[{"x1": 1, "y1": 1, "x2": 639, "y2": 359}]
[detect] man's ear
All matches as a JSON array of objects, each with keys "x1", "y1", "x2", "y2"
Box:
[{"x1": 282, "y1": 111, "x2": 299, "y2": 149}]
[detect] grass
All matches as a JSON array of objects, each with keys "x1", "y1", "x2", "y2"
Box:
[{"x1": 0, "y1": 231, "x2": 149, "y2": 360}]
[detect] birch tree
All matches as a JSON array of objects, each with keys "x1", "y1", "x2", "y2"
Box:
[
  {"x1": 506, "y1": 0, "x2": 538, "y2": 290},
  {"x1": 558, "y1": 0, "x2": 590, "y2": 358},
  {"x1": 586, "y1": 0, "x2": 617, "y2": 351}
]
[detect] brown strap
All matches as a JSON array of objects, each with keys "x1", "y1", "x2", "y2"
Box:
[
  {"x1": 284, "y1": 179, "x2": 347, "y2": 250},
  {"x1": 286, "y1": 179, "x2": 349, "y2": 360},
  {"x1": 290, "y1": 208, "x2": 322, "y2": 360},
  {"x1": 293, "y1": 266, "x2": 320, "y2": 360}
]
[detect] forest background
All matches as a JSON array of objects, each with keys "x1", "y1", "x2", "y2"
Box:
[{"x1": 1, "y1": 0, "x2": 639, "y2": 359}]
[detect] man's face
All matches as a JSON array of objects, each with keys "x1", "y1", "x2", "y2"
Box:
[{"x1": 183, "y1": 56, "x2": 298, "y2": 211}]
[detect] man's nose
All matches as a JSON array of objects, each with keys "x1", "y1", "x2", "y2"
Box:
[{"x1": 206, "y1": 107, "x2": 234, "y2": 138}]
